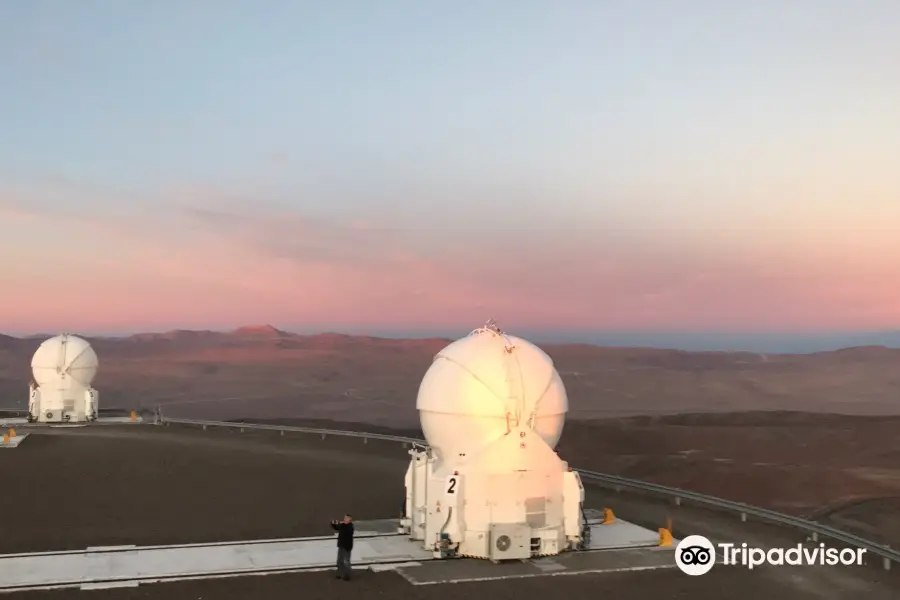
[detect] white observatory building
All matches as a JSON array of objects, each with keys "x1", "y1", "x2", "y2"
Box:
[
  {"x1": 400, "y1": 321, "x2": 587, "y2": 560},
  {"x1": 28, "y1": 334, "x2": 100, "y2": 423}
]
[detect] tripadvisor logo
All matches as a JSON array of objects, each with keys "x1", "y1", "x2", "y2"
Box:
[
  {"x1": 675, "y1": 535, "x2": 867, "y2": 575},
  {"x1": 676, "y1": 535, "x2": 717, "y2": 575}
]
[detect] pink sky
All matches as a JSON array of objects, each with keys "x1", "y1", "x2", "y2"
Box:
[{"x1": 1, "y1": 185, "x2": 897, "y2": 336}]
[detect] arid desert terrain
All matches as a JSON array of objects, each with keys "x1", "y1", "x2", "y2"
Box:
[
  {"x1": 2, "y1": 325, "x2": 899, "y2": 542},
  {"x1": 2, "y1": 325, "x2": 899, "y2": 423}
]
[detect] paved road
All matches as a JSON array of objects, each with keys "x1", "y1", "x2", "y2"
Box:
[{"x1": 0, "y1": 425, "x2": 407, "y2": 553}]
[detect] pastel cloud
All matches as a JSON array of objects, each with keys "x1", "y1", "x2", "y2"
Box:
[{"x1": 0, "y1": 177, "x2": 898, "y2": 334}]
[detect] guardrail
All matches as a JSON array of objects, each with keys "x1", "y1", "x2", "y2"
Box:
[
  {"x1": 161, "y1": 417, "x2": 427, "y2": 447},
  {"x1": 160, "y1": 416, "x2": 899, "y2": 570}
]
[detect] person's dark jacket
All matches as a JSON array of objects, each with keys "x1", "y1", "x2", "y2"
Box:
[{"x1": 331, "y1": 521, "x2": 354, "y2": 551}]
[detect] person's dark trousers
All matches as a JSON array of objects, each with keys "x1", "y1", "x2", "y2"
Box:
[{"x1": 336, "y1": 547, "x2": 352, "y2": 580}]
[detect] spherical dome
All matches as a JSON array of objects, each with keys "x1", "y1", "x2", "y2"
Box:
[
  {"x1": 417, "y1": 325, "x2": 567, "y2": 464},
  {"x1": 31, "y1": 334, "x2": 99, "y2": 388}
]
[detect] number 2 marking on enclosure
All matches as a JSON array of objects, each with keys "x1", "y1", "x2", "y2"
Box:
[{"x1": 446, "y1": 477, "x2": 456, "y2": 494}]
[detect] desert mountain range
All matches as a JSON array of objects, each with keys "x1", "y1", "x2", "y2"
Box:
[{"x1": 1, "y1": 325, "x2": 899, "y2": 426}]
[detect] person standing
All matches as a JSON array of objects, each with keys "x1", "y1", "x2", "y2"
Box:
[{"x1": 331, "y1": 514, "x2": 354, "y2": 580}]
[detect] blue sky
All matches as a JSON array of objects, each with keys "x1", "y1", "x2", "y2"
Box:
[{"x1": 1, "y1": 1, "x2": 898, "y2": 348}]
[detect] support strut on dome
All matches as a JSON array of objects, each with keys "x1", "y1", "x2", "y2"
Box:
[
  {"x1": 469, "y1": 318, "x2": 501, "y2": 336},
  {"x1": 469, "y1": 319, "x2": 516, "y2": 353}
]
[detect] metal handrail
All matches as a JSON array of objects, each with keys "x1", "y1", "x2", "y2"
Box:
[{"x1": 160, "y1": 416, "x2": 899, "y2": 568}]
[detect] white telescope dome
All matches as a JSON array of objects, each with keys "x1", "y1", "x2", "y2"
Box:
[
  {"x1": 31, "y1": 334, "x2": 99, "y2": 388},
  {"x1": 417, "y1": 322, "x2": 567, "y2": 464}
]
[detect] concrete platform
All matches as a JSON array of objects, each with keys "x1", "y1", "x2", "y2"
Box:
[
  {"x1": 585, "y1": 518, "x2": 664, "y2": 550},
  {"x1": 354, "y1": 519, "x2": 404, "y2": 535},
  {"x1": 396, "y1": 547, "x2": 678, "y2": 585},
  {"x1": 0, "y1": 516, "x2": 667, "y2": 591},
  {"x1": 0, "y1": 433, "x2": 29, "y2": 448},
  {"x1": 96, "y1": 416, "x2": 146, "y2": 424},
  {"x1": 0, "y1": 534, "x2": 432, "y2": 592}
]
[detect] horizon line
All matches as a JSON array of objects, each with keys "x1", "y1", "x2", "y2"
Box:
[{"x1": 2, "y1": 323, "x2": 899, "y2": 355}]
